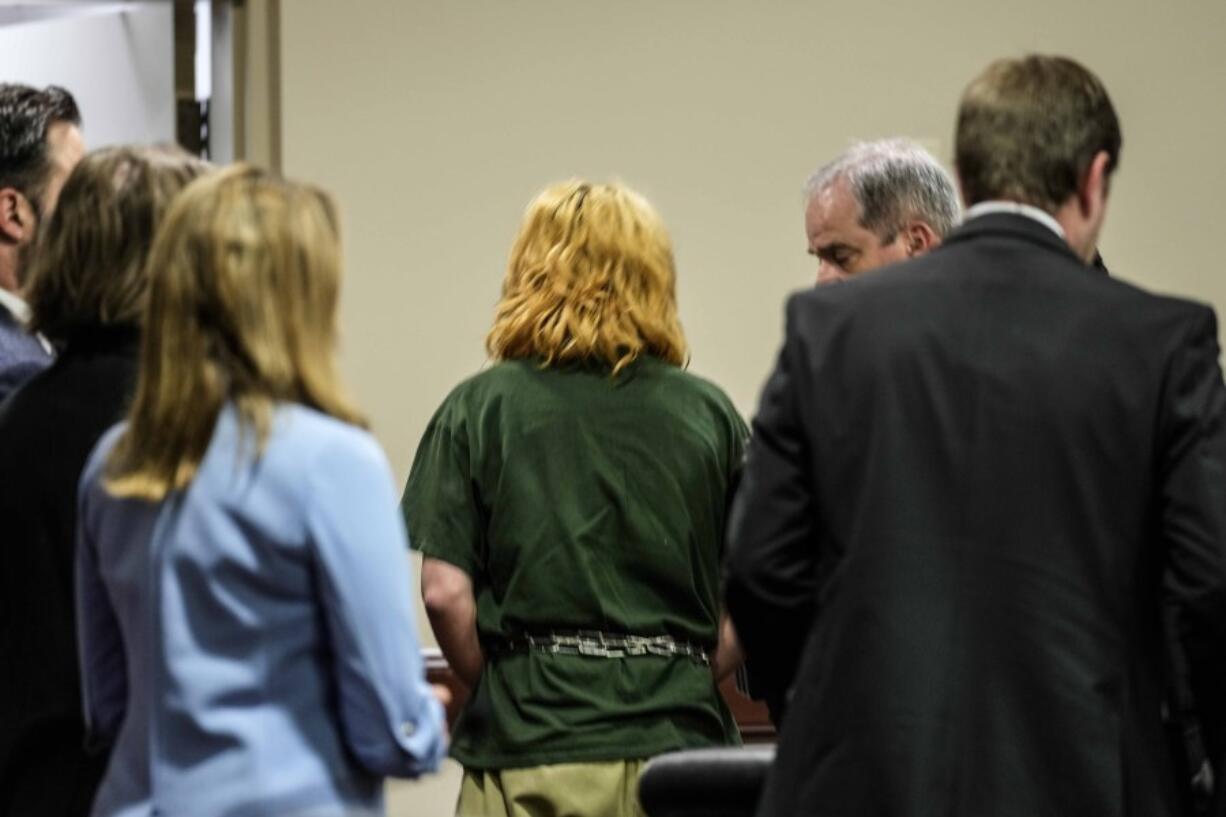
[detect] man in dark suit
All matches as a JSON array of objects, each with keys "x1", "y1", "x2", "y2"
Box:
[
  {"x1": 0, "y1": 83, "x2": 84, "y2": 402},
  {"x1": 725, "y1": 54, "x2": 1226, "y2": 817},
  {"x1": 0, "y1": 146, "x2": 208, "y2": 817}
]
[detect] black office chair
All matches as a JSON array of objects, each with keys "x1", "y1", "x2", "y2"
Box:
[{"x1": 638, "y1": 746, "x2": 775, "y2": 817}]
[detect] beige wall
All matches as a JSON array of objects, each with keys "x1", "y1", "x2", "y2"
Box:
[
  {"x1": 272, "y1": 2, "x2": 1226, "y2": 812},
  {"x1": 235, "y1": 0, "x2": 281, "y2": 173},
  {"x1": 277, "y1": 0, "x2": 1226, "y2": 482}
]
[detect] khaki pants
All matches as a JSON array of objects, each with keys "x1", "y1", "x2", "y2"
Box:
[{"x1": 457, "y1": 760, "x2": 647, "y2": 817}]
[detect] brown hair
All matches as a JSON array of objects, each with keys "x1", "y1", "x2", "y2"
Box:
[
  {"x1": 486, "y1": 180, "x2": 687, "y2": 374},
  {"x1": 0, "y1": 83, "x2": 81, "y2": 215},
  {"x1": 955, "y1": 55, "x2": 1121, "y2": 211},
  {"x1": 105, "y1": 164, "x2": 365, "y2": 500},
  {"x1": 24, "y1": 145, "x2": 208, "y2": 342}
]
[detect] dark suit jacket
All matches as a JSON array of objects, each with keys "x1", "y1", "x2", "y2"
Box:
[
  {"x1": 0, "y1": 325, "x2": 139, "y2": 817},
  {"x1": 725, "y1": 213, "x2": 1226, "y2": 817},
  {"x1": 0, "y1": 302, "x2": 52, "y2": 403}
]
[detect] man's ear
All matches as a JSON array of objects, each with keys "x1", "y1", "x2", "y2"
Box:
[
  {"x1": 0, "y1": 188, "x2": 30, "y2": 244},
  {"x1": 902, "y1": 220, "x2": 941, "y2": 257},
  {"x1": 1078, "y1": 150, "x2": 1111, "y2": 219}
]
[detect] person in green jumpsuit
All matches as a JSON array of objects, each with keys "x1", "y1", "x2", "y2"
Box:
[{"x1": 402, "y1": 179, "x2": 747, "y2": 817}]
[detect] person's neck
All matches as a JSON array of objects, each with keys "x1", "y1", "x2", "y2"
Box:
[
  {"x1": 1051, "y1": 199, "x2": 1097, "y2": 263},
  {"x1": 0, "y1": 244, "x2": 18, "y2": 293}
]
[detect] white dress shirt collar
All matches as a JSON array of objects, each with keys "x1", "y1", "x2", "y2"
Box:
[
  {"x1": 0, "y1": 287, "x2": 31, "y2": 324},
  {"x1": 0, "y1": 287, "x2": 54, "y2": 355},
  {"x1": 964, "y1": 200, "x2": 1066, "y2": 240}
]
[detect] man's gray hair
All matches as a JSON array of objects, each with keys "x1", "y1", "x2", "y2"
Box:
[{"x1": 805, "y1": 138, "x2": 961, "y2": 240}]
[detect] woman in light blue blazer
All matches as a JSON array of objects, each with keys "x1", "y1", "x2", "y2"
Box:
[{"x1": 75, "y1": 165, "x2": 447, "y2": 817}]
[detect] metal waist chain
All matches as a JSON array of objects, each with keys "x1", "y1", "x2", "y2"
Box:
[{"x1": 490, "y1": 630, "x2": 711, "y2": 666}]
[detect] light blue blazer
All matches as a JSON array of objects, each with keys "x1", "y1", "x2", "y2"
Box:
[{"x1": 76, "y1": 404, "x2": 446, "y2": 817}]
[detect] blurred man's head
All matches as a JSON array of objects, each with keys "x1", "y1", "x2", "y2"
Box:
[
  {"x1": 24, "y1": 145, "x2": 210, "y2": 345},
  {"x1": 805, "y1": 139, "x2": 960, "y2": 284},
  {"x1": 0, "y1": 84, "x2": 84, "y2": 293},
  {"x1": 956, "y1": 55, "x2": 1121, "y2": 263}
]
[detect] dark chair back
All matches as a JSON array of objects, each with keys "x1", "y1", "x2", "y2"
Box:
[{"x1": 638, "y1": 746, "x2": 775, "y2": 817}]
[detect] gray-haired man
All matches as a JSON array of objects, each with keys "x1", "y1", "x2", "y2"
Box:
[
  {"x1": 734, "y1": 139, "x2": 961, "y2": 722},
  {"x1": 804, "y1": 138, "x2": 959, "y2": 284}
]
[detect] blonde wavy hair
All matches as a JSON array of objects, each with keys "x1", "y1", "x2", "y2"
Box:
[
  {"x1": 105, "y1": 164, "x2": 365, "y2": 500},
  {"x1": 486, "y1": 180, "x2": 688, "y2": 373}
]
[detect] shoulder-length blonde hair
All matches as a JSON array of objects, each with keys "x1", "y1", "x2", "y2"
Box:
[
  {"x1": 24, "y1": 144, "x2": 208, "y2": 342},
  {"x1": 105, "y1": 164, "x2": 365, "y2": 500},
  {"x1": 486, "y1": 180, "x2": 687, "y2": 373}
]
